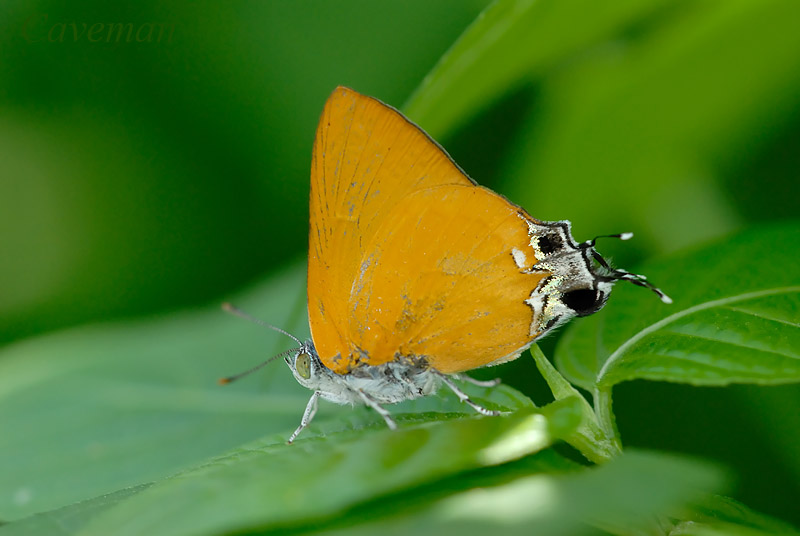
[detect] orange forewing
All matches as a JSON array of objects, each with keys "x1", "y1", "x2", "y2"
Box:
[
  {"x1": 308, "y1": 87, "x2": 546, "y2": 374},
  {"x1": 308, "y1": 87, "x2": 473, "y2": 368}
]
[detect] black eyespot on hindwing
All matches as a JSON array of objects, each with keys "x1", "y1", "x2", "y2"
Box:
[{"x1": 538, "y1": 234, "x2": 562, "y2": 255}]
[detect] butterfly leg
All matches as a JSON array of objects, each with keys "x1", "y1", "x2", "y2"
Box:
[
  {"x1": 438, "y1": 374, "x2": 501, "y2": 416},
  {"x1": 357, "y1": 390, "x2": 398, "y2": 430},
  {"x1": 454, "y1": 374, "x2": 501, "y2": 388},
  {"x1": 288, "y1": 390, "x2": 320, "y2": 444}
]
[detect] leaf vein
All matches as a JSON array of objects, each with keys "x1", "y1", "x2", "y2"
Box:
[
  {"x1": 596, "y1": 286, "x2": 800, "y2": 385},
  {"x1": 720, "y1": 305, "x2": 800, "y2": 328},
  {"x1": 658, "y1": 330, "x2": 800, "y2": 360}
]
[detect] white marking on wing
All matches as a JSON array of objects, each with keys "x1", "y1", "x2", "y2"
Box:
[{"x1": 511, "y1": 248, "x2": 527, "y2": 269}]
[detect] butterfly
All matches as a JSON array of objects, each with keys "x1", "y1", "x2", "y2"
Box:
[{"x1": 222, "y1": 86, "x2": 670, "y2": 443}]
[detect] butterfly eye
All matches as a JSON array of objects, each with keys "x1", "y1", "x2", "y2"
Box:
[
  {"x1": 295, "y1": 352, "x2": 312, "y2": 379},
  {"x1": 561, "y1": 288, "x2": 607, "y2": 317}
]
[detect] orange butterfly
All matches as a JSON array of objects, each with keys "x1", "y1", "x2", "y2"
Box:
[{"x1": 222, "y1": 87, "x2": 669, "y2": 443}]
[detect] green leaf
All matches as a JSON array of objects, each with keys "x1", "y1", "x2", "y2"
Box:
[
  {"x1": 71, "y1": 399, "x2": 578, "y2": 536},
  {"x1": 671, "y1": 526, "x2": 789, "y2": 536},
  {"x1": 0, "y1": 262, "x2": 522, "y2": 521},
  {"x1": 677, "y1": 494, "x2": 800, "y2": 536},
  {"x1": 0, "y1": 451, "x2": 577, "y2": 536},
  {"x1": 404, "y1": 0, "x2": 675, "y2": 138},
  {"x1": 314, "y1": 450, "x2": 728, "y2": 536},
  {"x1": 0, "y1": 486, "x2": 150, "y2": 536},
  {"x1": 0, "y1": 265, "x2": 311, "y2": 521},
  {"x1": 556, "y1": 223, "x2": 800, "y2": 391},
  {"x1": 0, "y1": 260, "x2": 589, "y2": 535}
]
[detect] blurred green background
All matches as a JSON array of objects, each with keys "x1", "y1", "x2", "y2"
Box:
[
  {"x1": 1, "y1": 0, "x2": 799, "y2": 528},
  {"x1": 0, "y1": 0, "x2": 491, "y2": 344}
]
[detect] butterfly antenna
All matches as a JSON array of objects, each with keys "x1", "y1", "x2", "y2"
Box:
[
  {"x1": 218, "y1": 347, "x2": 300, "y2": 385},
  {"x1": 580, "y1": 234, "x2": 673, "y2": 304},
  {"x1": 219, "y1": 302, "x2": 305, "y2": 385},
  {"x1": 221, "y1": 302, "x2": 303, "y2": 345},
  {"x1": 578, "y1": 232, "x2": 634, "y2": 249}
]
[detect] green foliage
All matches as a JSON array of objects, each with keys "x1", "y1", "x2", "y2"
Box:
[
  {"x1": 405, "y1": 0, "x2": 676, "y2": 139},
  {"x1": 557, "y1": 224, "x2": 800, "y2": 391},
  {"x1": 1, "y1": 1, "x2": 799, "y2": 535}
]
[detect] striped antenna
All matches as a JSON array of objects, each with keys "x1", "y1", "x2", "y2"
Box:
[
  {"x1": 218, "y1": 302, "x2": 303, "y2": 385},
  {"x1": 218, "y1": 347, "x2": 299, "y2": 385},
  {"x1": 222, "y1": 302, "x2": 302, "y2": 345},
  {"x1": 581, "y1": 234, "x2": 672, "y2": 304}
]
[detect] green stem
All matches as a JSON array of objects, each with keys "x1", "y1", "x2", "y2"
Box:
[
  {"x1": 530, "y1": 347, "x2": 621, "y2": 462},
  {"x1": 594, "y1": 386, "x2": 622, "y2": 453}
]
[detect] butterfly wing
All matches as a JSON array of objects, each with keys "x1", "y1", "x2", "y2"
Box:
[
  {"x1": 308, "y1": 87, "x2": 474, "y2": 371},
  {"x1": 347, "y1": 184, "x2": 549, "y2": 374}
]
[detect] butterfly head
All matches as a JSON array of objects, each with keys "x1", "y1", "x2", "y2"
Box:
[
  {"x1": 285, "y1": 341, "x2": 321, "y2": 388},
  {"x1": 284, "y1": 341, "x2": 364, "y2": 401}
]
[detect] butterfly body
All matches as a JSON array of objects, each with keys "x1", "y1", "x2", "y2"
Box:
[
  {"x1": 283, "y1": 339, "x2": 499, "y2": 443},
  {"x1": 287, "y1": 342, "x2": 441, "y2": 407}
]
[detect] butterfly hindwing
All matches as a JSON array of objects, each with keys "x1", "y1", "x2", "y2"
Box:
[{"x1": 348, "y1": 184, "x2": 549, "y2": 373}]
